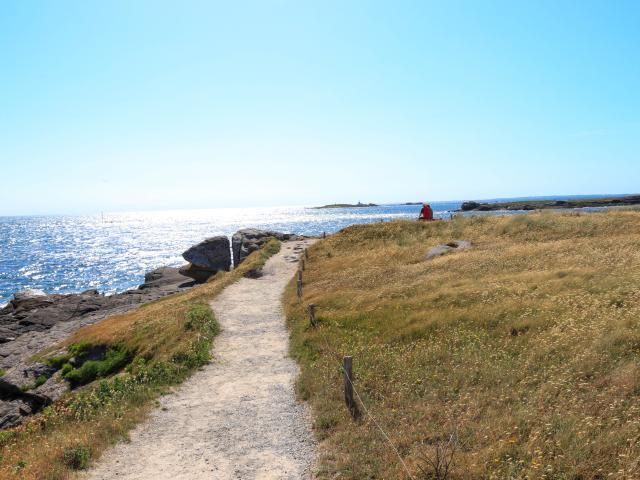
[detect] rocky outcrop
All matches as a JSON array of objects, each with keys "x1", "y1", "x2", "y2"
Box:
[
  {"x1": 0, "y1": 230, "x2": 301, "y2": 428},
  {"x1": 426, "y1": 240, "x2": 472, "y2": 260},
  {"x1": 179, "y1": 236, "x2": 231, "y2": 283},
  {"x1": 459, "y1": 195, "x2": 640, "y2": 212},
  {"x1": 0, "y1": 277, "x2": 194, "y2": 353},
  {"x1": 231, "y1": 229, "x2": 298, "y2": 267},
  {"x1": 461, "y1": 201, "x2": 481, "y2": 211},
  {"x1": 0, "y1": 268, "x2": 196, "y2": 429},
  {"x1": 139, "y1": 267, "x2": 195, "y2": 290},
  {"x1": 0, "y1": 360, "x2": 64, "y2": 428}
]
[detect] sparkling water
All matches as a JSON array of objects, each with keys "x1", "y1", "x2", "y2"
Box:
[
  {"x1": 0, "y1": 203, "x2": 459, "y2": 305},
  {"x1": 0, "y1": 197, "x2": 618, "y2": 306}
]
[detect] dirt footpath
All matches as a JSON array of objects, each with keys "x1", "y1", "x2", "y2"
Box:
[{"x1": 86, "y1": 240, "x2": 316, "y2": 479}]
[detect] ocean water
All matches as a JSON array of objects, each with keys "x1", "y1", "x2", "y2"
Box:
[
  {"x1": 0, "y1": 203, "x2": 454, "y2": 306},
  {"x1": 0, "y1": 197, "x2": 619, "y2": 306}
]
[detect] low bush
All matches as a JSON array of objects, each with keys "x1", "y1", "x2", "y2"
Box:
[{"x1": 61, "y1": 444, "x2": 90, "y2": 470}]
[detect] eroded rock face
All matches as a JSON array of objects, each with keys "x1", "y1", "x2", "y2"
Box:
[
  {"x1": 180, "y1": 236, "x2": 231, "y2": 283},
  {"x1": 231, "y1": 229, "x2": 298, "y2": 267}
]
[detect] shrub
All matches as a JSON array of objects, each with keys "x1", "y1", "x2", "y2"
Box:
[
  {"x1": 63, "y1": 345, "x2": 133, "y2": 387},
  {"x1": 46, "y1": 354, "x2": 71, "y2": 370},
  {"x1": 61, "y1": 444, "x2": 90, "y2": 470},
  {"x1": 33, "y1": 375, "x2": 47, "y2": 389}
]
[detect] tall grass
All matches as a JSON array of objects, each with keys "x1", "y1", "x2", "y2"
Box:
[
  {"x1": 285, "y1": 211, "x2": 640, "y2": 479},
  {"x1": 0, "y1": 239, "x2": 280, "y2": 479}
]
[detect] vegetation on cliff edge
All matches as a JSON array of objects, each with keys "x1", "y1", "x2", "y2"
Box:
[{"x1": 0, "y1": 239, "x2": 280, "y2": 480}]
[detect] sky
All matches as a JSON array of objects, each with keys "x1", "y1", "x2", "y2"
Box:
[{"x1": 1, "y1": 1, "x2": 638, "y2": 215}]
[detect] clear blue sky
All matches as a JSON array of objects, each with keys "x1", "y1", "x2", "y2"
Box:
[{"x1": 1, "y1": 1, "x2": 638, "y2": 215}]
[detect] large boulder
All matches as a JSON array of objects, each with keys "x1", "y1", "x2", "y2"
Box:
[
  {"x1": 231, "y1": 229, "x2": 297, "y2": 267},
  {"x1": 180, "y1": 236, "x2": 231, "y2": 283}
]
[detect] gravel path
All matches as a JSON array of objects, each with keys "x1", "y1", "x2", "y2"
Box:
[{"x1": 86, "y1": 240, "x2": 316, "y2": 479}]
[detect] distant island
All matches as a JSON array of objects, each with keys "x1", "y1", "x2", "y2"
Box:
[
  {"x1": 314, "y1": 202, "x2": 379, "y2": 209},
  {"x1": 460, "y1": 194, "x2": 640, "y2": 212}
]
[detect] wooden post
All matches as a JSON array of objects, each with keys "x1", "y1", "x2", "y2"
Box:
[
  {"x1": 304, "y1": 248, "x2": 308, "y2": 259},
  {"x1": 322, "y1": 231, "x2": 326, "y2": 239},
  {"x1": 308, "y1": 303, "x2": 316, "y2": 327},
  {"x1": 343, "y1": 356, "x2": 359, "y2": 418},
  {"x1": 297, "y1": 269, "x2": 303, "y2": 299},
  {"x1": 300, "y1": 258, "x2": 305, "y2": 271}
]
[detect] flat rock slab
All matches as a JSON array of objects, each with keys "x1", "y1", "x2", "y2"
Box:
[
  {"x1": 86, "y1": 239, "x2": 316, "y2": 480},
  {"x1": 426, "y1": 240, "x2": 472, "y2": 260}
]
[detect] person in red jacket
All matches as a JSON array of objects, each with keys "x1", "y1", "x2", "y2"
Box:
[{"x1": 418, "y1": 203, "x2": 434, "y2": 221}]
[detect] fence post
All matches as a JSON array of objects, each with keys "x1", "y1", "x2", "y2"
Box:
[
  {"x1": 304, "y1": 248, "x2": 308, "y2": 259},
  {"x1": 308, "y1": 303, "x2": 316, "y2": 327},
  {"x1": 322, "y1": 231, "x2": 326, "y2": 239},
  {"x1": 343, "y1": 356, "x2": 359, "y2": 418},
  {"x1": 300, "y1": 258, "x2": 305, "y2": 271},
  {"x1": 297, "y1": 269, "x2": 303, "y2": 299}
]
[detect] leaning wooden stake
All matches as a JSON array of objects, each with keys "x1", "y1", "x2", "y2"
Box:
[
  {"x1": 297, "y1": 269, "x2": 303, "y2": 299},
  {"x1": 308, "y1": 303, "x2": 316, "y2": 327},
  {"x1": 304, "y1": 248, "x2": 308, "y2": 259},
  {"x1": 343, "y1": 356, "x2": 359, "y2": 418},
  {"x1": 300, "y1": 258, "x2": 305, "y2": 271}
]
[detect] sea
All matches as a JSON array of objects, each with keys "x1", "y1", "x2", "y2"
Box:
[{"x1": 0, "y1": 196, "x2": 622, "y2": 306}]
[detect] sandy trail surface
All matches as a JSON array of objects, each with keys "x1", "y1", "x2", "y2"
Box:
[{"x1": 87, "y1": 240, "x2": 316, "y2": 479}]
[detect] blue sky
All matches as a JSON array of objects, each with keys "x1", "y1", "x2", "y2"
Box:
[{"x1": 1, "y1": 1, "x2": 638, "y2": 215}]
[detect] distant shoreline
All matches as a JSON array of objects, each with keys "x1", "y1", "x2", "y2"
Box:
[
  {"x1": 459, "y1": 194, "x2": 640, "y2": 212},
  {"x1": 313, "y1": 202, "x2": 378, "y2": 209}
]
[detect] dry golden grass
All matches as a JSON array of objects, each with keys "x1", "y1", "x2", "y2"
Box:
[
  {"x1": 0, "y1": 240, "x2": 280, "y2": 479},
  {"x1": 285, "y1": 210, "x2": 640, "y2": 479}
]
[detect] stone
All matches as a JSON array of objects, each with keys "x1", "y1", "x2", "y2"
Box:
[
  {"x1": 426, "y1": 240, "x2": 472, "y2": 260},
  {"x1": 180, "y1": 236, "x2": 231, "y2": 282},
  {"x1": 139, "y1": 267, "x2": 194, "y2": 290},
  {"x1": 231, "y1": 229, "x2": 298, "y2": 267}
]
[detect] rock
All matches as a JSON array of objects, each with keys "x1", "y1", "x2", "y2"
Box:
[
  {"x1": 426, "y1": 240, "x2": 472, "y2": 260},
  {"x1": 180, "y1": 236, "x2": 231, "y2": 283},
  {"x1": 178, "y1": 265, "x2": 217, "y2": 283},
  {"x1": 232, "y1": 229, "x2": 297, "y2": 267},
  {"x1": 33, "y1": 372, "x2": 67, "y2": 403},
  {"x1": 243, "y1": 267, "x2": 263, "y2": 279},
  {"x1": 139, "y1": 267, "x2": 194, "y2": 290},
  {"x1": 461, "y1": 201, "x2": 481, "y2": 211},
  {"x1": 8, "y1": 289, "x2": 55, "y2": 315},
  {"x1": 0, "y1": 400, "x2": 27, "y2": 429}
]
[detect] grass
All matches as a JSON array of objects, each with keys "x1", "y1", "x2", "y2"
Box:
[
  {"x1": 0, "y1": 239, "x2": 280, "y2": 479},
  {"x1": 285, "y1": 210, "x2": 640, "y2": 479}
]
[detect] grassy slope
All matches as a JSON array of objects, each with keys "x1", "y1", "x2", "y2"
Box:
[
  {"x1": 285, "y1": 210, "x2": 640, "y2": 479},
  {"x1": 0, "y1": 240, "x2": 280, "y2": 479}
]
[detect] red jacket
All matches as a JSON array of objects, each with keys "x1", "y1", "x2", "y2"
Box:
[{"x1": 419, "y1": 204, "x2": 433, "y2": 220}]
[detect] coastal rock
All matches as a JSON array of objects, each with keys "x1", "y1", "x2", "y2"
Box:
[
  {"x1": 180, "y1": 236, "x2": 231, "y2": 283},
  {"x1": 461, "y1": 201, "x2": 481, "y2": 211},
  {"x1": 139, "y1": 267, "x2": 194, "y2": 290},
  {"x1": 426, "y1": 240, "x2": 472, "y2": 260},
  {"x1": 232, "y1": 229, "x2": 297, "y2": 267},
  {"x1": 0, "y1": 374, "x2": 51, "y2": 428}
]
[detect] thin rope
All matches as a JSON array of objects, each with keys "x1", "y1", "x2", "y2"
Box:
[{"x1": 316, "y1": 327, "x2": 416, "y2": 480}]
